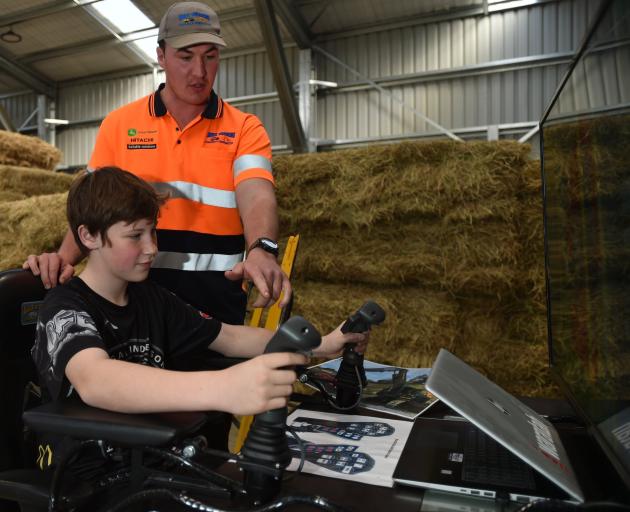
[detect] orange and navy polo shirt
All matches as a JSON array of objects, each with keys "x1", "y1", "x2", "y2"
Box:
[{"x1": 88, "y1": 84, "x2": 273, "y2": 274}]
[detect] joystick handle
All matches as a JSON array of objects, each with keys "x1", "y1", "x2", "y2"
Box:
[
  {"x1": 263, "y1": 316, "x2": 321, "y2": 355},
  {"x1": 340, "y1": 300, "x2": 386, "y2": 334},
  {"x1": 336, "y1": 301, "x2": 385, "y2": 408},
  {"x1": 241, "y1": 316, "x2": 321, "y2": 504}
]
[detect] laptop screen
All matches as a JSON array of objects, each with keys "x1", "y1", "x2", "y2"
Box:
[{"x1": 540, "y1": 0, "x2": 630, "y2": 490}]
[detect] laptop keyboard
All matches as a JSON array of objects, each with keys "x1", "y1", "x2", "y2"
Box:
[{"x1": 462, "y1": 428, "x2": 536, "y2": 489}]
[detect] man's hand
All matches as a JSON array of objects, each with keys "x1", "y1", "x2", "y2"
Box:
[
  {"x1": 316, "y1": 323, "x2": 369, "y2": 359},
  {"x1": 23, "y1": 252, "x2": 75, "y2": 289},
  {"x1": 225, "y1": 249, "x2": 291, "y2": 308},
  {"x1": 219, "y1": 352, "x2": 307, "y2": 415}
]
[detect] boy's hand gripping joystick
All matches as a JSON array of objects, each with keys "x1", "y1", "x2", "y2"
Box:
[
  {"x1": 241, "y1": 316, "x2": 321, "y2": 504},
  {"x1": 335, "y1": 301, "x2": 386, "y2": 408}
]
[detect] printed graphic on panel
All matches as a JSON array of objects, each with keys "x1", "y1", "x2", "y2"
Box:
[
  {"x1": 289, "y1": 439, "x2": 375, "y2": 474},
  {"x1": 290, "y1": 416, "x2": 395, "y2": 440}
]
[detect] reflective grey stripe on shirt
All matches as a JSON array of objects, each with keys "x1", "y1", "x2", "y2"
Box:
[
  {"x1": 151, "y1": 181, "x2": 236, "y2": 208},
  {"x1": 151, "y1": 251, "x2": 244, "y2": 272},
  {"x1": 233, "y1": 154, "x2": 273, "y2": 179}
]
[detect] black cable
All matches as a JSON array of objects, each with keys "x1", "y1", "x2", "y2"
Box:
[
  {"x1": 516, "y1": 500, "x2": 630, "y2": 512},
  {"x1": 306, "y1": 366, "x2": 363, "y2": 411},
  {"x1": 106, "y1": 488, "x2": 351, "y2": 512},
  {"x1": 284, "y1": 426, "x2": 306, "y2": 480},
  {"x1": 143, "y1": 446, "x2": 244, "y2": 495}
]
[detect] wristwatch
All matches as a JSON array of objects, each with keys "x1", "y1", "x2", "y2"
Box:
[{"x1": 248, "y1": 237, "x2": 279, "y2": 257}]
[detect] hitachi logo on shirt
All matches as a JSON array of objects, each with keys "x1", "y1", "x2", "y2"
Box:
[
  {"x1": 205, "y1": 131, "x2": 235, "y2": 145},
  {"x1": 127, "y1": 128, "x2": 158, "y2": 149},
  {"x1": 612, "y1": 422, "x2": 630, "y2": 450}
]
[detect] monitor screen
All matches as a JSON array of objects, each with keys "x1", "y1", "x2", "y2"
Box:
[{"x1": 540, "y1": 0, "x2": 630, "y2": 489}]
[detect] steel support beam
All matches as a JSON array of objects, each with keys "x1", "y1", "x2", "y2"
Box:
[
  {"x1": 17, "y1": 5, "x2": 257, "y2": 64},
  {"x1": 0, "y1": 104, "x2": 16, "y2": 131},
  {"x1": 0, "y1": 47, "x2": 55, "y2": 98},
  {"x1": 37, "y1": 94, "x2": 48, "y2": 142},
  {"x1": 20, "y1": 28, "x2": 158, "y2": 64},
  {"x1": 79, "y1": 2, "x2": 155, "y2": 70},
  {"x1": 297, "y1": 49, "x2": 316, "y2": 152},
  {"x1": 254, "y1": 0, "x2": 307, "y2": 153},
  {"x1": 273, "y1": 0, "x2": 313, "y2": 48},
  {"x1": 0, "y1": 0, "x2": 101, "y2": 27}
]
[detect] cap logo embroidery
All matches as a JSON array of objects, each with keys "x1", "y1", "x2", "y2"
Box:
[{"x1": 179, "y1": 11, "x2": 211, "y2": 26}]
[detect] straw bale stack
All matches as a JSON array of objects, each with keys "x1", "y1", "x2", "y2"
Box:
[
  {"x1": 0, "y1": 165, "x2": 74, "y2": 201},
  {"x1": 275, "y1": 140, "x2": 530, "y2": 229},
  {"x1": 291, "y1": 280, "x2": 459, "y2": 369},
  {"x1": 271, "y1": 139, "x2": 553, "y2": 397},
  {"x1": 0, "y1": 130, "x2": 62, "y2": 171},
  {"x1": 0, "y1": 193, "x2": 68, "y2": 269}
]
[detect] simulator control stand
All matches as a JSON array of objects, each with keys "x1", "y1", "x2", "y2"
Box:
[
  {"x1": 335, "y1": 301, "x2": 386, "y2": 409},
  {"x1": 240, "y1": 316, "x2": 322, "y2": 505}
]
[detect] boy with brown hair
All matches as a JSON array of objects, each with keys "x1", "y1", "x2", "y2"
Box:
[{"x1": 31, "y1": 167, "x2": 366, "y2": 469}]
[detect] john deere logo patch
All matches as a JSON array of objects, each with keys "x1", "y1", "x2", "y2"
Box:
[{"x1": 128, "y1": 128, "x2": 137, "y2": 136}]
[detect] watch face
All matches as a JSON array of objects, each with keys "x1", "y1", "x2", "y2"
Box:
[
  {"x1": 261, "y1": 239, "x2": 278, "y2": 250},
  {"x1": 251, "y1": 238, "x2": 278, "y2": 255}
]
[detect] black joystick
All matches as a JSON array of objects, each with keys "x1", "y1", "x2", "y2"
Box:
[
  {"x1": 241, "y1": 316, "x2": 321, "y2": 504},
  {"x1": 335, "y1": 301, "x2": 386, "y2": 408}
]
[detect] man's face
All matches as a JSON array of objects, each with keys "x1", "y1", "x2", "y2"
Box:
[
  {"x1": 157, "y1": 42, "x2": 219, "y2": 106},
  {"x1": 98, "y1": 219, "x2": 158, "y2": 283}
]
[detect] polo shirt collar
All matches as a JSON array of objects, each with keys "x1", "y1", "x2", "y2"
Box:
[{"x1": 150, "y1": 83, "x2": 223, "y2": 119}]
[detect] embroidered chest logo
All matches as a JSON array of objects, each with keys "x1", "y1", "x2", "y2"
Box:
[
  {"x1": 127, "y1": 127, "x2": 157, "y2": 150},
  {"x1": 205, "y1": 131, "x2": 235, "y2": 145}
]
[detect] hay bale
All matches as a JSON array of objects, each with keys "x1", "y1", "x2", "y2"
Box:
[
  {"x1": 0, "y1": 193, "x2": 68, "y2": 270},
  {"x1": 290, "y1": 220, "x2": 522, "y2": 296},
  {"x1": 0, "y1": 130, "x2": 62, "y2": 171},
  {"x1": 0, "y1": 165, "x2": 73, "y2": 201},
  {"x1": 275, "y1": 140, "x2": 530, "y2": 230},
  {"x1": 288, "y1": 280, "x2": 459, "y2": 369}
]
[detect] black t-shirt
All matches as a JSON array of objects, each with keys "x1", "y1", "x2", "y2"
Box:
[{"x1": 30, "y1": 277, "x2": 222, "y2": 475}]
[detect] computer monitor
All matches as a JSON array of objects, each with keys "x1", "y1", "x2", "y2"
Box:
[{"x1": 540, "y1": 0, "x2": 630, "y2": 491}]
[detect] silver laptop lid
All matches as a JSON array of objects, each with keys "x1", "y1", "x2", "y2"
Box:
[{"x1": 426, "y1": 349, "x2": 584, "y2": 503}]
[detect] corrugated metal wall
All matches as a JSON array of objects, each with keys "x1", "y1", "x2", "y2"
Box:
[
  {"x1": 0, "y1": 93, "x2": 38, "y2": 131},
  {"x1": 0, "y1": 0, "x2": 620, "y2": 167}
]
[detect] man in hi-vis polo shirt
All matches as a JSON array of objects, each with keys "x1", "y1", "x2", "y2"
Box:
[{"x1": 24, "y1": 1, "x2": 290, "y2": 325}]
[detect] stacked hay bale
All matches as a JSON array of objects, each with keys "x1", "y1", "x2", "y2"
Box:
[
  {"x1": 0, "y1": 131, "x2": 71, "y2": 270},
  {"x1": 273, "y1": 140, "x2": 554, "y2": 397}
]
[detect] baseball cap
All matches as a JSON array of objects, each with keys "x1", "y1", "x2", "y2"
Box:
[{"x1": 158, "y1": 2, "x2": 227, "y2": 49}]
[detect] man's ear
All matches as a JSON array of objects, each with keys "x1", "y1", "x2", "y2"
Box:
[
  {"x1": 77, "y1": 225, "x2": 101, "y2": 250},
  {"x1": 157, "y1": 45, "x2": 165, "y2": 69}
]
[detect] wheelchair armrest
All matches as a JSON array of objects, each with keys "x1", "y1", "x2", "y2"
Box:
[{"x1": 23, "y1": 398, "x2": 207, "y2": 447}]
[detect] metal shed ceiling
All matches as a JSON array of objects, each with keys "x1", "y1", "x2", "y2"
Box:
[{"x1": 0, "y1": 0, "x2": 486, "y2": 96}]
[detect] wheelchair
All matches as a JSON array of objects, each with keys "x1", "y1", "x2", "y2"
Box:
[{"x1": 0, "y1": 269, "x2": 369, "y2": 512}]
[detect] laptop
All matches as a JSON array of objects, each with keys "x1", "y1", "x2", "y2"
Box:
[{"x1": 393, "y1": 349, "x2": 583, "y2": 503}]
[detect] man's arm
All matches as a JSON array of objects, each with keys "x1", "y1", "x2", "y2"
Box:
[
  {"x1": 227, "y1": 178, "x2": 291, "y2": 308},
  {"x1": 23, "y1": 229, "x2": 83, "y2": 288},
  {"x1": 66, "y1": 347, "x2": 307, "y2": 416}
]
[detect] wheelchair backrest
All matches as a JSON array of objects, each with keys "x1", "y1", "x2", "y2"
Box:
[{"x1": 0, "y1": 269, "x2": 48, "y2": 472}]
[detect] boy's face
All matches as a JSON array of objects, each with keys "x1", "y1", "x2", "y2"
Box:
[{"x1": 98, "y1": 218, "x2": 157, "y2": 282}]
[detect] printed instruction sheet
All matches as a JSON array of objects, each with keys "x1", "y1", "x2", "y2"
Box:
[{"x1": 285, "y1": 409, "x2": 413, "y2": 487}]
